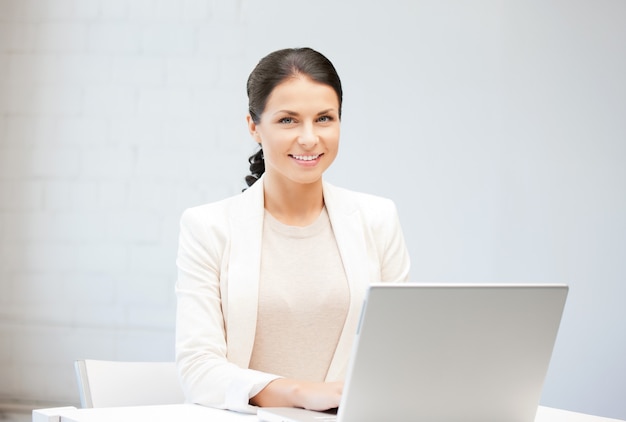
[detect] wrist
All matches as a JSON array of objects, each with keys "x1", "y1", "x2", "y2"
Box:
[{"x1": 250, "y1": 378, "x2": 301, "y2": 408}]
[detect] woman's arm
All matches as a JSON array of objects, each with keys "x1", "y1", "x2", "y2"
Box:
[
  {"x1": 176, "y1": 206, "x2": 278, "y2": 413},
  {"x1": 376, "y1": 199, "x2": 411, "y2": 283},
  {"x1": 250, "y1": 379, "x2": 343, "y2": 411}
]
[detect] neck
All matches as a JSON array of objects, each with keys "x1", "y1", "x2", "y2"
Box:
[{"x1": 262, "y1": 175, "x2": 324, "y2": 226}]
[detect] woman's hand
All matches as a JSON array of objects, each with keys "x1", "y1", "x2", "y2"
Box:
[{"x1": 250, "y1": 379, "x2": 343, "y2": 411}]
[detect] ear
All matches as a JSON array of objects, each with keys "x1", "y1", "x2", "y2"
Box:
[{"x1": 246, "y1": 115, "x2": 262, "y2": 144}]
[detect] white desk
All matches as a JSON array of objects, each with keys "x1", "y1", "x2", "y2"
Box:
[
  {"x1": 32, "y1": 404, "x2": 625, "y2": 422},
  {"x1": 32, "y1": 404, "x2": 253, "y2": 422}
]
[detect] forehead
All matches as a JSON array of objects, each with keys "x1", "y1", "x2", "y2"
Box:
[{"x1": 264, "y1": 76, "x2": 339, "y2": 112}]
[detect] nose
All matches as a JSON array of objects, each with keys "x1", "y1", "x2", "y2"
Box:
[{"x1": 297, "y1": 122, "x2": 318, "y2": 149}]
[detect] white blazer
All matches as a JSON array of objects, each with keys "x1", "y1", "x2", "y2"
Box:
[{"x1": 175, "y1": 177, "x2": 410, "y2": 413}]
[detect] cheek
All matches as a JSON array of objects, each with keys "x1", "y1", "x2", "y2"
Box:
[
  {"x1": 258, "y1": 133, "x2": 288, "y2": 161},
  {"x1": 325, "y1": 127, "x2": 341, "y2": 147},
  {"x1": 319, "y1": 124, "x2": 340, "y2": 137}
]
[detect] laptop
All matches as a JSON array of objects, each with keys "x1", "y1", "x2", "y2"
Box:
[{"x1": 257, "y1": 283, "x2": 568, "y2": 422}]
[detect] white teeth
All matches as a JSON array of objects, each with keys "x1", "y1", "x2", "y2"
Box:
[{"x1": 292, "y1": 154, "x2": 319, "y2": 161}]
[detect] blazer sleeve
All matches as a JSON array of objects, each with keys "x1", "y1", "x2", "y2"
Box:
[
  {"x1": 353, "y1": 191, "x2": 411, "y2": 284},
  {"x1": 175, "y1": 205, "x2": 279, "y2": 413},
  {"x1": 377, "y1": 198, "x2": 411, "y2": 283}
]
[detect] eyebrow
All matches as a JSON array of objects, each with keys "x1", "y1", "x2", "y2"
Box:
[{"x1": 273, "y1": 109, "x2": 337, "y2": 116}]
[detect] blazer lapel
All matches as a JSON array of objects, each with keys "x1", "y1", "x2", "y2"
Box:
[
  {"x1": 225, "y1": 180, "x2": 265, "y2": 367},
  {"x1": 323, "y1": 182, "x2": 371, "y2": 381}
]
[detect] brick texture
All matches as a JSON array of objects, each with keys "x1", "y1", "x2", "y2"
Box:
[{"x1": 0, "y1": 0, "x2": 251, "y2": 406}]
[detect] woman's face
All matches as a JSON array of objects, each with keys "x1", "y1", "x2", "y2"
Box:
[{"x1": 247, "y1": 75, "x2": 340, "y2": 188}]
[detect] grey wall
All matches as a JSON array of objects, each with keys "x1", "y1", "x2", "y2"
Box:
[{"x1": 0, "y1": 0, "x2": 624, "y2": 419}]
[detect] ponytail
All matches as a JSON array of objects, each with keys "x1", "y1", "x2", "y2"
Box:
[{"x1": 244, "y1": 148, "x2": 264, "y2": 188}]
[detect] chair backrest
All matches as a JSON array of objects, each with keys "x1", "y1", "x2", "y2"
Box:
[{"x1": 74, "y1": 359, "x2": 185, "y2": 408}]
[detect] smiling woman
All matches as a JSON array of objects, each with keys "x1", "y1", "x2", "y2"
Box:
[
  {"x1": 245, "y1": 48, "x2": 343, "y2": 189},
  {"x1": 174, "y1": 47, "x2": 411, "y2": 414},
  {"x1": 247, "y1": 76, "x2": 341, "y2": 225}
]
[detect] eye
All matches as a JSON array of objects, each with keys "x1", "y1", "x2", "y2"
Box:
[
  {"x1": 278, "y1": 117, "x2": 295, "y2": 124},
  {"x1": 317, "y1": 115, "x2": 334, "y2": 123}
]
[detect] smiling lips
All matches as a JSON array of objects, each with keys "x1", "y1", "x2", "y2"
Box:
[{"x1": 290, "y1": 153, "x2": 322, "y2": 162}]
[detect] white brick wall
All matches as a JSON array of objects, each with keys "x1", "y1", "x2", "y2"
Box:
[
  {"x1": 1, "y1": 0, "x2": 625, "y2": 419},
  {"x1": 0, "y1": 0, "x2": 251, "y2": 408}
]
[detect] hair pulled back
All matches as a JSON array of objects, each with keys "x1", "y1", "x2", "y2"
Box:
[{"x1": 244, "y1": 47, "x2": 343, "y2": 187}]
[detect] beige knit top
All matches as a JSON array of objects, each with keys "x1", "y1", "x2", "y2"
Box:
[{"x1": 249, "y1": 207, "x2": 350, "y2": 381}]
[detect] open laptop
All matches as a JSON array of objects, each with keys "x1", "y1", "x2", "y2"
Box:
[{"x1": 257, "y1": 283, "x2": 568, "y2": 422}]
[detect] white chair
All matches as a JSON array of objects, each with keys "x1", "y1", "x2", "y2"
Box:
[{"x1": 74, "y1": 359, "x2": 186, "y2": 408}]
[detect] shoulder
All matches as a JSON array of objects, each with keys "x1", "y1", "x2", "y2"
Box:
[
  {"x1": 180, "y1": 183, "x2": 262, "y2": 230},
  {"x1": 324, "y1": 181, "x2": 398, "y2": 214},
  {"x1": 181, "y1": 195, "x2": 233, "y2": 225}
]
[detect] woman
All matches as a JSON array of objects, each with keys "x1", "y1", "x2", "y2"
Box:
[{"x1": 175, "y1": 47, "x2": 410, "y2": 414}]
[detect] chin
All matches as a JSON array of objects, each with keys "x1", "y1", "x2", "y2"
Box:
[{"x1": 291, "y1": 175, "x2": 324, "y2": 186}]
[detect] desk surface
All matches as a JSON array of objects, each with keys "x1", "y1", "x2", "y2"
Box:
[{"x1": 33, "y1": 404, "x2": 625, "y2": 422}]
